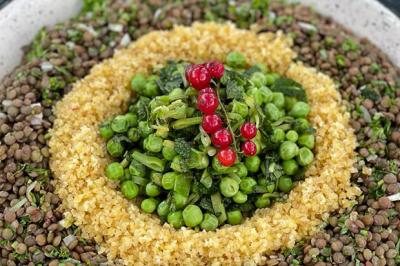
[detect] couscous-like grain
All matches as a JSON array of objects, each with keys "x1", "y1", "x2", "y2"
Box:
[{"x1": 49, "y1": 23, "x2": 360, "y2": 265}]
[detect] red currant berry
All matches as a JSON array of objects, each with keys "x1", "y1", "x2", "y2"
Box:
[
  {"x1": 241, "y1": 140, "x2": 257, "y2": 157},
  {"x1": 202, "y1": 114, "x2": 223, "y2": 134},
  {"x1": 240, "y1": 122, "x2": 257, "y2": 139},
  {"x1": 205, "y1": 61, "x2": 225, "y2": 79},
  {"x1": 217, "y1": 147, "x2": 236, "y2": 167},
  {"x1": 211, "y1": 128, "x2": 233, "y2": 148},
  {"x1": 198, "y1": 87, "x2": 216, "y2": 96},
  {"x1": 197, "y1": 92, "x2": 219, "y2": 115},
  {"x1": 186, "y1": 64, "x2": 211, "y2": 90}
]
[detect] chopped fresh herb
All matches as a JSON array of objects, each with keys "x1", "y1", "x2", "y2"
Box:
[
  {"x1": 157, "y1": 61, "x2": 185, "y2": 94},
  {"x1": 336, "y1": 55, "x2": 346, "y2": 67},
  {"x1": 370, "y1": 63, "x2": 382, "y2": 74},
  {"x1": 198, "y1": 197, "x2": 214, "y2": 214},
  {"x1": 271, "y1": 77, "x2": 307, "y2": 102},
  {"x1": 360, "y1": 85, "x2": 381, "y2": 101},
  {"x1": 26, "y1": 28, "x2": 48, "y2": 61},
  {"x1": 221, "y1": 69, "x2": 247, "y2": 100},
  {"x1": 342, "y1": 38, "x2": 359, "y2": 52},
  {"x1": 371, "y1": 114, "x2": 391, "y2": 140},
  {"x1": 319, "y1": 49, "x2": 328, "y2": 61}
]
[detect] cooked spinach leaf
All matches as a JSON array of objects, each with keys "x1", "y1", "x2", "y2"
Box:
[{"x1": 271, "y1": 77, "x2": 307, "y2": 102}]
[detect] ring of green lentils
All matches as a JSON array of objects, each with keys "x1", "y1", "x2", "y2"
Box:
[{"x1": 100, "y1": 52, "x2": 316, "y2": 230}]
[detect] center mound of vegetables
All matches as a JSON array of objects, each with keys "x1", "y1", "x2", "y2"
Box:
[{"x1": 99, "y1": 52, "x2": 316, "y2": 230}]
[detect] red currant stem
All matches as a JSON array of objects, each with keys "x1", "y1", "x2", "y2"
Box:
[{"x1": 216, "y1": 88, "x2": 238, "y2": 153}]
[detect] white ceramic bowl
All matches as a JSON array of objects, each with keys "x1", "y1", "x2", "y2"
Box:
[{"x1": 0, "y1": 0, "x2": 399, "y2": 80}]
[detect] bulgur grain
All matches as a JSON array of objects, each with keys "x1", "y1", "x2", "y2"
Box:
[{"x1": 49, "y1": 23, "x2": 359, "y2": 265}]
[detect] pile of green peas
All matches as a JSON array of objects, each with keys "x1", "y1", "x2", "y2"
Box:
[{"x1": 99, "y1": 53, "x2": 315, "y2": 231}]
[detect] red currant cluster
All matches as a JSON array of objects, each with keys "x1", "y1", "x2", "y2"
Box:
[
  {"x1": 240, "y1": 123, "x2": 257, "y2": 156},
  {"x1": 186, "y1": 61, "x2": 257, "y2": 167}
]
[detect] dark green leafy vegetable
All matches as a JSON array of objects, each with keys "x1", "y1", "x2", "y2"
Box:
[
  {"x1": 157, "y1": 61, "x2": 185, "y2": 94},
  {"x1": 271, "y1": 77, "x2": 307, "y2": 102}
]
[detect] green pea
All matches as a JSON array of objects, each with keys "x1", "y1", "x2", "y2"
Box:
[
  {"x1": 227, "y1": 210, "x2": 243, "y2": 225},
  {"x1": 125, "y1": 113, "x2": 138, "y2": 128},
  {"x1": 162, "y1": 172, "x2": 176, "y2": 190},
  {"x1": 226, "y1": 51, "x2": 247, "y2": 68},
  {"x1": 282, "y1": 159, "x2": 299, "y2": 175},
  {"x1": 127, "y1": 128, "x2": 140, "y2": 142},
  {"x1": 143, "y1": 134, "x2": 163, "y2": 153},
  {"x1": 131, "y1": 74, "x2": 147, "y2": 94},
  {"x1": 272, "y1": 92, "x2": 285, "y2": 109},
  {"x1": 297, "y1": 147, "x2": 314, "y2": 166},
  {"x1": 286, "y1": 130, "x2": 299, "y2": 142},
  {"x1": 99, "y1": 122, "x2": 114, "y2": 139},
  {"x1": 219, "y1": 177, "x2": 239, "y2": 198},
  {"x1": 167, "y1": 211, "x2": 184, "y2": 229},
  {"x1": 239, "y1": 177, "x2": 257, "y2": 194},
  {"x1": 157, "y1": 200, "x2": 170, "y2": 217},
  {"x1": 257, "y1": 177, "x2": 268, "y2": 186},
  {"x1": 265, "y1": 73, "x2": 280, "y2": 86},
  {"x1": 230, "y1": 99, "x2": 249, "y2": 118},
  {"x1": 252, "y1": 88, "x2": 264, "y2": 106},
  {"x1": 266, "y1": 182, "x2": 276, "y2": 193},
  {"x1": 279, "y1": 141, "x2": 299, "y2": 160},
  {"x1": 233, "y1": 191, "x2": 248, "y2": 204},
  {"x1": 138, "y1": 121, "x2": 154, "y2": 138},
  {"x1": 271, "y1": 128, "x2": 285, "y2": 143},
  {"x1": 245, "y1": 155, "x2": 261, "y2": 173},
  {"x1": 290, "y1": 101, "x2": 310, "y2": 118},
  {"x1": 143, "y1": 79, "x2": 160, "y2": 97},
  {"x1": 284, "y1": 96, "x2": 297, "y2": 112},
  {"x1": 235, "y1": 163, "x2": 248, "y2": 178},
  {"x1": 250, "y1": 72, "x2": 266, "y2": 88},
  {"x1": 145, "y1": 182, "x2": 161, "y2": 197},
  {"x1": 278, "y1": 176, "x2": 293, "y2": 193},
  {"x1": 173, "y1": 193, "x2": 188, "y2": 209},
  {"x1": 105, "y1": 162, "x2": 124, "y2": 180},
  {"x1": 182, "y1": 205, "x2": 203, "y2": 228},
  {"x1": 255, "y1": 196, "x2": 271, "y2": 208},
  {"x1": 229, "y1": 174, "x2": 241, "y2": 185},
  {"x1": 106, "y1": 138, "x2": 124, "y2": 157},
  {"x1": 265, "y1": 103, "x2": 283, "y2": 121},
  {"x1": 120, "y1": 180, "x2": 139, "y2": 199},
  {"x1": 162, "y1": 140, "x2": 177, "y2": 161},
  {"x1": 129, "y1": 159, "x2": 146, "y2": 178},
  {"x1": 111, "y1": 115, "x2": 129, "y2": 133},
  {"x1": 294, "y1": 118, "x2": 310, "y2": 132},
  {"x1": 200, "y1": 213, "x2": 219, "y2": 231},
  {"x1": 298, "y1": 134, "x2": 315, "y2": 149},
  {"x1": 246, "y1": 86, "x2": 258, "y2": 97},
  {"x1": 141, "y1": 198, "x2": 158, "y2": 213},
  {"x1": 258, "y1": 86, "x2": 273, "y2": 103}
]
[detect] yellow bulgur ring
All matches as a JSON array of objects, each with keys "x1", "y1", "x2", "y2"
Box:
[{"x1": 49, "y1": 23, "x2": 360, "y2": 265}]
